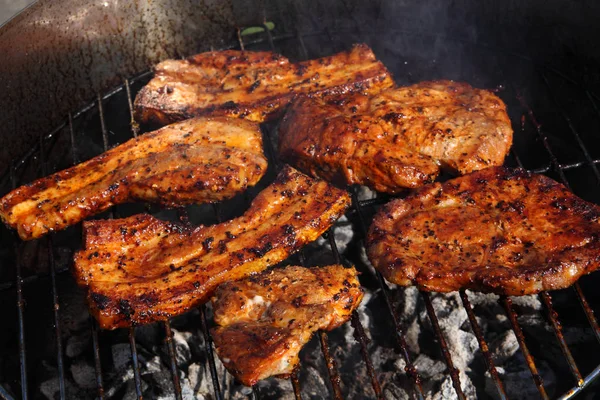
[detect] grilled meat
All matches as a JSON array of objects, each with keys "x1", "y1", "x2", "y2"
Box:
[
  {"x1": 74, "y1": 166, "x2": 351, "y2": 329},
  {"x1": 367, "y1": 167, "x2": 600, "y2": 295},
  {"x1": 211, "y1": 265, "x2": 363, "y2": 386},
  {"x1": 279, "y1": 81, "x2": 513, "y2": 193},
  {"x1": 0, "y1": 117, "x2": 267, "y2": 241},
  {"x1": 134, "y1": 43, "x2": 394, "y2": 126}
]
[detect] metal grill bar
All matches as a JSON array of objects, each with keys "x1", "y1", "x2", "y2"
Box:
[
  {"x1": 319, "y1": 332, "x2": 343, "y2": 400},
  {"x1": 459, "y1": 290, "x2": 507, "y2": 399},
  {"x1": 500, "y1": 297, "x2": 549, "y2": 399},
  {"x1": 516, "y1": 94, "x2": 569, "y2": 185},
  {"x1": 10, "y1": 166, "x2": 28, "y2": 400},
  {"x1": 290, "y1": 370, "x2": 302, "y2": 400},
  {"x1": 89, "y1": 318, "x2": 105, "y2": 399},
  {"x1": 350, "y1": 190, "x2": 424, "y2": 399},
  {"x1": 44, "y1": 237, "x2": 66, "y2": 399},
  {"x1": 517, "y1": 89, "x2": 600, "y2": 389},
  {"x1": 124, "y1": 79, "x2": 140, "y2": 138},
  {"x1": 540, "y1": 71, "x2": 600, "y2": 183},
  {"x1": 39, "y1": 131, "x2": 67, "y2": 400},
  {"x1": 199, "y1": 305, "x2": 223, "y2": 400},
  {"x1": 0, "y1": 384, "x2": 15, "y2": 400},
  {"x1": 164, "y1": 320, "x2": 183, "y2": 400},
  {"x1": 128, "y1": 328, "x2": 144, "y2": 398},
  {"x1": 573, "y1": 283, "x2": 600, "y2": 344},
  {"x1": 539, "y1": 292, "x2": 584, "y2": 385},
  {"x1": 252, "y1": 385, "x2": 261, "y2": 399},
  {"x1": 328, "y1": 228, "x2": 383, "y2": 399},
  {"x1": 68, "y1": 108, "x2": 105, "y2": 398},
  {"x1": 97, "y1": 94, "x2": 144, "y2": 399},
  {"x1": 421, "y1": 292, "x2": 465, "y2": 400}
]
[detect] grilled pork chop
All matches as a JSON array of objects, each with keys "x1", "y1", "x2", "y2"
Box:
[
  {"x1": 134, "y1": 43, "x2": 394, "y2": 126},
  {"x1": 211, "y1": 265, "x2": 363, "y2": 386},
  {"x1": 74, "y1": 166, "x2": 351, "y2": 329},
  {"x1": 0, "y1": 117, "x2": 267, "y2": 240},
  {"x1": 279, "y1": 81, "x2": 513, "y2": 193},
  {"x1": 367, "y1": 167, "x2": 600, "y2": 295}
]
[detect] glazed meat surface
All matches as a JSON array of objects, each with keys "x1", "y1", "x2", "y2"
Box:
[
  {"x1": 211, "y1": 265, "x2": 363, "y2": 386},
  {"x1": 0, "y1": 117, "x2": 267, "y2": 240},
  {"x1": 73, "y1": 166, "x2": 351, "y2": 329},
  {"x1": 367, "y1": 167, "x2": 600, "y2": 295},
  {"x1": 279, "y1": 81, "x2": 513, "y2": 193},
  {"x1": 134, "y1": 43, "x2": 394, "y2": 126}
]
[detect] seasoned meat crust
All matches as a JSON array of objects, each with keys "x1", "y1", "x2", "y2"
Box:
[
  {"x1": 211, "y1": 265, "x2": 363, "y2": 386},
  {"x1": 0, "y1": 117, "x2": 267, "y2": 240},
  {"x1": 134, "y1": 43, "x2": 394, "y2": 125},
  {"x1": 279, "y1": 81, "x2": 513, "y2": 193},
  {"x1": 73, "y1": 166, "x2": 351, "y2": 329},
  {"x1": 367, "y1": 167, "x2": 600, "y2": 295}
]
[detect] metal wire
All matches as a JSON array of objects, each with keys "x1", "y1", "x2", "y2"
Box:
[
  {"x1": 98, "y1": 93, "x2": 144, "y2": 399},
  {"x1": 39, "y1": 130, "x2": 66, "y2": 400},
  {"x1": 0, "y1": 384, "x2": 15, "y2": 400},
  {"x1": 10, "y1": 165, "x2": 28, "y2": 400},
  {"x1": 199, "y1": 305, "x2": 223, "y2": 400},
  {"x1": 459, "y1": 291, "x2": 507, "y2": 399},
  {"x1": 350, "y1": 189, "x2": 424, "y2": 399},
  {"x1": 128, "y1": 328, "x2": 144, "y2": 398},
  {"x1": 421, "y1": 292, "x2": 465, "y2": 400},
  {"x1": 500, "y1": 297, "x2": 549, "y2": 399},
  {"x1": 328, "y1": 228, "x2": 383, "y2": 399},
  {"x1": 539, "y1": 292, "x2": 584, "y2": 386},
  {"x1": 319, "y1": 332, "x2": 344, "y2": 400},
  {"x1": 164, "y1": 320, "x2": 183, "y2": 400},
  {"x1": 89, "y1": 317, "x2": 105, "y2": 399}
]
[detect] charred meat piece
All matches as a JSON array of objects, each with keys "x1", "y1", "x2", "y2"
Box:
[
  {"x1": 134, "y1": 43, "x2": 394, "y2": 126},
  {"x1": 367, "y1": 167, "x2": 600, "y2": 295},
  {"x1": 0, "y1": 117, "x2": 267, "y2": 240},
  {"x1": 211, "y1": 265, "x2": 363, "y2": 386},
  {"x1": 74, "y1": 166, "x2": 351, "y2": 329},
  {"x1": 279, "y1": 81, "x2": 513, "y2": 193}
]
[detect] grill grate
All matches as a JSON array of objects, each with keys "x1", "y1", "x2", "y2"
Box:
[{"x1": 2, "y1": 24, "x2": 600, "y2": 400}]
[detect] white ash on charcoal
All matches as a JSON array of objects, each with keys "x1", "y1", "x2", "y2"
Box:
[{"x1": 34, "y1": 211, "x2": 599, "y2": 399}]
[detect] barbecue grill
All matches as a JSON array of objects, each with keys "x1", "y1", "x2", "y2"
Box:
[{"x1": 2, "y1": 1, "x2": 600, "y2": 399}]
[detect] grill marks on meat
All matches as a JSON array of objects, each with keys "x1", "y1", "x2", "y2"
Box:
[
  {"x1": 73, "y1": 166, "x2": 351, "y2": 329},
  {"x1": 279, "y1": 81, "x2": 513, "y2": 193},
  {"x1": 134, "y1": 43, "x2": 394, "y2": 126},
  {"x1": 0, "y1": 117, "x2": 267, "y2": 240},
  {"x1": 211, "y1": 265, "x2": 363, "y2": 386},
  {"x1": 367, "y1": 167, "x2": 600, "y2": 295}
]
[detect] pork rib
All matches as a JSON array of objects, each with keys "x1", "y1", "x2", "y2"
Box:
[
  {"x1": 74, "y1": 166, "x2": 351, "y2": 329},
  {"x1": 134, "y1": 43, "x2": 394, "y2": 125},
  {"x1": 0, "y1": 117, "x2": 267, "y2": 240}
]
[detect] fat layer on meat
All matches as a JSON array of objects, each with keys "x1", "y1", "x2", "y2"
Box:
[
  {"x1": 367, "y1": 167, "x2": 600, "y2": 295},
  {"x1": 211, "y1": 265, "x2": 363, "y2": 386},
  {"x1": 279, "y1": 81, "x2": 513, "y2": 193},
  {"x1": 74, "y1": 166, "x2": 351, "y2": 329},
  {"x1": 0, "y1": 117, "x2": 267, "y2": 240},
  {"x1": 134, "y1": 43, "x2": 394, "y2": 126}
]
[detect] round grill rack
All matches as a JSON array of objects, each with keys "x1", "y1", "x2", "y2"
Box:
[{"x1": 1, "y1": 17, "x2": 600, "y2": 400}]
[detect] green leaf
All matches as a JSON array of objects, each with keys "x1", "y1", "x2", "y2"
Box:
[{"x1": 241, "y1": 21, "x2": 275, "y2": 36}]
